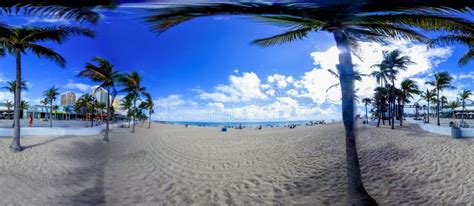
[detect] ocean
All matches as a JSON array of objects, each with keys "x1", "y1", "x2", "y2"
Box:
[{"x1": 155, "y1": 120, "x2": 333, "y2": 128}]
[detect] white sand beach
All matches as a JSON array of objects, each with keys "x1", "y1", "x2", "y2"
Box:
[{"x1": 0, "y1": 123, "x2": 472, "y2": 205}]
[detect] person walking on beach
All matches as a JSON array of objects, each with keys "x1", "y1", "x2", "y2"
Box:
[{"x1": 28, "y1": 115, "x2": 33, "y2": 127}]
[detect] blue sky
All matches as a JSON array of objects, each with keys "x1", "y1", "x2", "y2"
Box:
[{"x1": 0, "y1": 6, "x2": 472, "y2": 121}]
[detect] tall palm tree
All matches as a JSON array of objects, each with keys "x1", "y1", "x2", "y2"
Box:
[
  {"x1": 373, "y1": 49, "x2": 414, "y2": 129},
  {"x1": 421, "y1": 89, "x2": 436, "y2": 123},
  {"x1": 139, "y1": 92, "x2": 155, "y2": 129},
  {"x1": 459, "y1": 89, "x2": 472, "y2": 124},
  {"x1": 147, "y1": 2, "x2": 474, "y2": 204},
  {"x1": 362, "y1": 98, "x2": 372, "y2": 124},
  {"x1": 0, "y1": 26, "x2": 94, "y2": 152},
  {"x1": 43, "y1": 86, "x2": 59, "y2": 127},
  {"x1": 399, "y1": 79, "x2": 420, "y2": 126},
  {"x1": 449, "y1": 101, "x2": 459, "y2": 121},
  {"x1": 79, "y1": 57, "x2": 121, "y2": 142},
  {"x1": 120, "y1": 72, "x2": 146, "y2": 133},
  {"x1": 120, "y1": 95, "x2": 133, "y2": 128},
  {"x1": 370, "y1": 64, "x2": 391, "y2": 125},
  {"x1": 425, "y1": 71, "x2": 454, "y2": 126}
]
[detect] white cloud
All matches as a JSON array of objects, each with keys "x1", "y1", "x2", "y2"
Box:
[
  {"x1": 295, "y1": 40, "x2": 452, "y2": 104},
  {"x1": 63, "y1": 80, "x2": 91, "y2": 93},
  {"x1": 198, "y1": 72, "x2": 267, "y2": 103},
  {"x1": 267, "y1": 74, "x2": 294, "y2": 89}
]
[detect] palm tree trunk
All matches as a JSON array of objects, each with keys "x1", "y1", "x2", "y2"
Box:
[
  {"x1": 333, "y1": 30, "x2": 376, "y2": 205},
  {"x1": 49, "y1": 102, "x2": 53, "y2": 127},
  {"x1": 10, "y1": 50, "x2": 23, "y2": 152},
  {"x1": 148, "y1": 110, "x2": 152, "y2": 129},
  {"x1": 104, "y1": 87, "x2": 110, "y2": 142},
  {"x1": 437, "y1": 89, "x2": 440, "y2": 126},
  {"x1": 462, "y1": 101, "x2": 465, "y2": 123},
  {"x1": 391, "y1": 79, "x2": 395, "y2": 129},
  {"x1": 400, "y1": 102, "x2": 404, "y2": 126},
  {"x1": 365, "y1": 104, "x2": 368, "y2": 125},
  {"x1": 132, "y1": 99, "x2": 136, "y2": 133},
  {"x1": 427, "y1": 101, "x2": 430, "y2": 123}
]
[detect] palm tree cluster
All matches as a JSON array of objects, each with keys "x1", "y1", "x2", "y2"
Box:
[{"x1": 77, "y1": 57, "x2": 154, "y2": 140}]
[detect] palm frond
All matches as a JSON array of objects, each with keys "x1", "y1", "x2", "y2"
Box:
[
  {"x1": 27, "y1": 44, "x2": 66, "y2": 67},
  {"x1": 251, "y1": 27, "x2": 312, "y2": 47},
  {"x1": 459, "y1": 49, "x2": 474, "y2": 66}
]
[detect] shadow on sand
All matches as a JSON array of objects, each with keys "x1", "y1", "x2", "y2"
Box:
[{"x1": 56, "y1": 140, "x2": 109, "y2": 205}]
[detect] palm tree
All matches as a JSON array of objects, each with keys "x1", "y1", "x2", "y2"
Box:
[
  {"x1": 421, "y1": 89, "x2": 436, "y2": 123},
  {"x1": 75, "y1": 94, "x2": 97, "y2": 127},
  {"x1": 96, "y1": 102, "x2": 106, "y2": 123},
  {"x1": 40, "y1": 98, "x2": 49, "y2": 119},
  {"x1": 399, "y1": 79, "x2": 419, "y2": 126},
  {"x1": 120, "y1": 72, "x2": 146, "y2": 133},
  {"x1": 139, "y1": 92, "x2": 155, "y2": 129},
  {"x1": 148, "y1": 3, "x2": 473, "y2": 204},
  {"x1": 5, "y1": 100, "x2": 13, "y2": 118},
  {"x1": 19, "y1": 100, "x2": 29, "y2": 119},
  {"x1": 361, "y1": 98, "x2": 372, "y2": 124},
  {"x1": 459, "y1": 89, "x2": 472, "y2": 124},
  {"x1": 425, "y1": 72, "x2": 454, "y2": 126},
  {"x1": 1, "y1": 80, "x2": 28, "y2": 94},
  {"x1": 440, "y1": 96, "x2": 448, "y2": 110},
  {"x1": 79, "y1": 57, "x2": 121, "y2": 142},
  {"x1": 370, "y1": 64, "x2": 390, "y2": 125},
  {"x1": 120, "y1": 95, "x2": 133, "y2": 128},
  {"x1": 2, "y1": 80, "x2": 28, "y2": 121},
  {"x1": 52, "y1": 105, "x2": 59, "y2": 120},
  {"x1": 449, "y1": 101, "x2": 459, "y2": 121},
  {"x1": 63, "y1": 106, "x2": 71, "y2": 120},
  {"x1": 326, "y1": 69, "x2": 365, "y2": 92},
  {"x1": 43, "y1": 86, "x2": 59, "y2": 127},
  {"x1": 0, "y1": 26, "x2": 94, "y2": 152},
  {"x1": 373, "y1": 49, "x2": 414, "y2": 129}
]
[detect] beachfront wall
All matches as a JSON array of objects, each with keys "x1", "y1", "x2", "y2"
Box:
[
  {"x1": 411, "y1": 120, "x2": 474, "y2": 138},
  {"x1": 0, "y1": 123, "x2": 120, "y2": 137}
]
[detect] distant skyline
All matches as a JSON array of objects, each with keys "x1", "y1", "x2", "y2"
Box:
[{"x1": 0, "y1": 5, "x2": 472, "y2": 121}]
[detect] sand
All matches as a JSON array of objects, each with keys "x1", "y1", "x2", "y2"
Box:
[{"x1": 0, "y1": 123, "x2": 472, "y2": 205}]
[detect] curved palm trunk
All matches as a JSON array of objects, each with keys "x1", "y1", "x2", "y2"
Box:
[
  {"x1": 334, "y1": 30, "x2": 376, "y2": 205},
  {"x1": 103, "y1": 87, "x2": 111, "y2": 142},
  {"x1": 461, "y1": 101, "x2": 465, "y2": 123},
  {"x1": 10, "y1": 50, "x2": 22, "y2": 152},
  {"x1": 436, "y1": 89, "x2": 440, "y2": 126}
]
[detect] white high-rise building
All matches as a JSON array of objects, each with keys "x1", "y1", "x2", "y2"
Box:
[{"x1": 90, "y1": 86, "x2": 109, "y2": 104}]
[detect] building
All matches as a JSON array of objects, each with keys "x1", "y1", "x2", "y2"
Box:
[
  {"x1": 90, "y1": 86, "x2": 109, "y2": 104},
  {"x1": 60, "y1": 91, "x2": 76, "y2": 106}
]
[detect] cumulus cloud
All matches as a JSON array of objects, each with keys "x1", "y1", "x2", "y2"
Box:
[
  {"x1": 63, "y1": 80, "x2": 92, "y2": 93},
  {"x1": 294, "y1": 40, "x2": 452, "y2": 104},
  {"x1": 198, "y1": 72, "x2": 268, "y2": 103}
]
